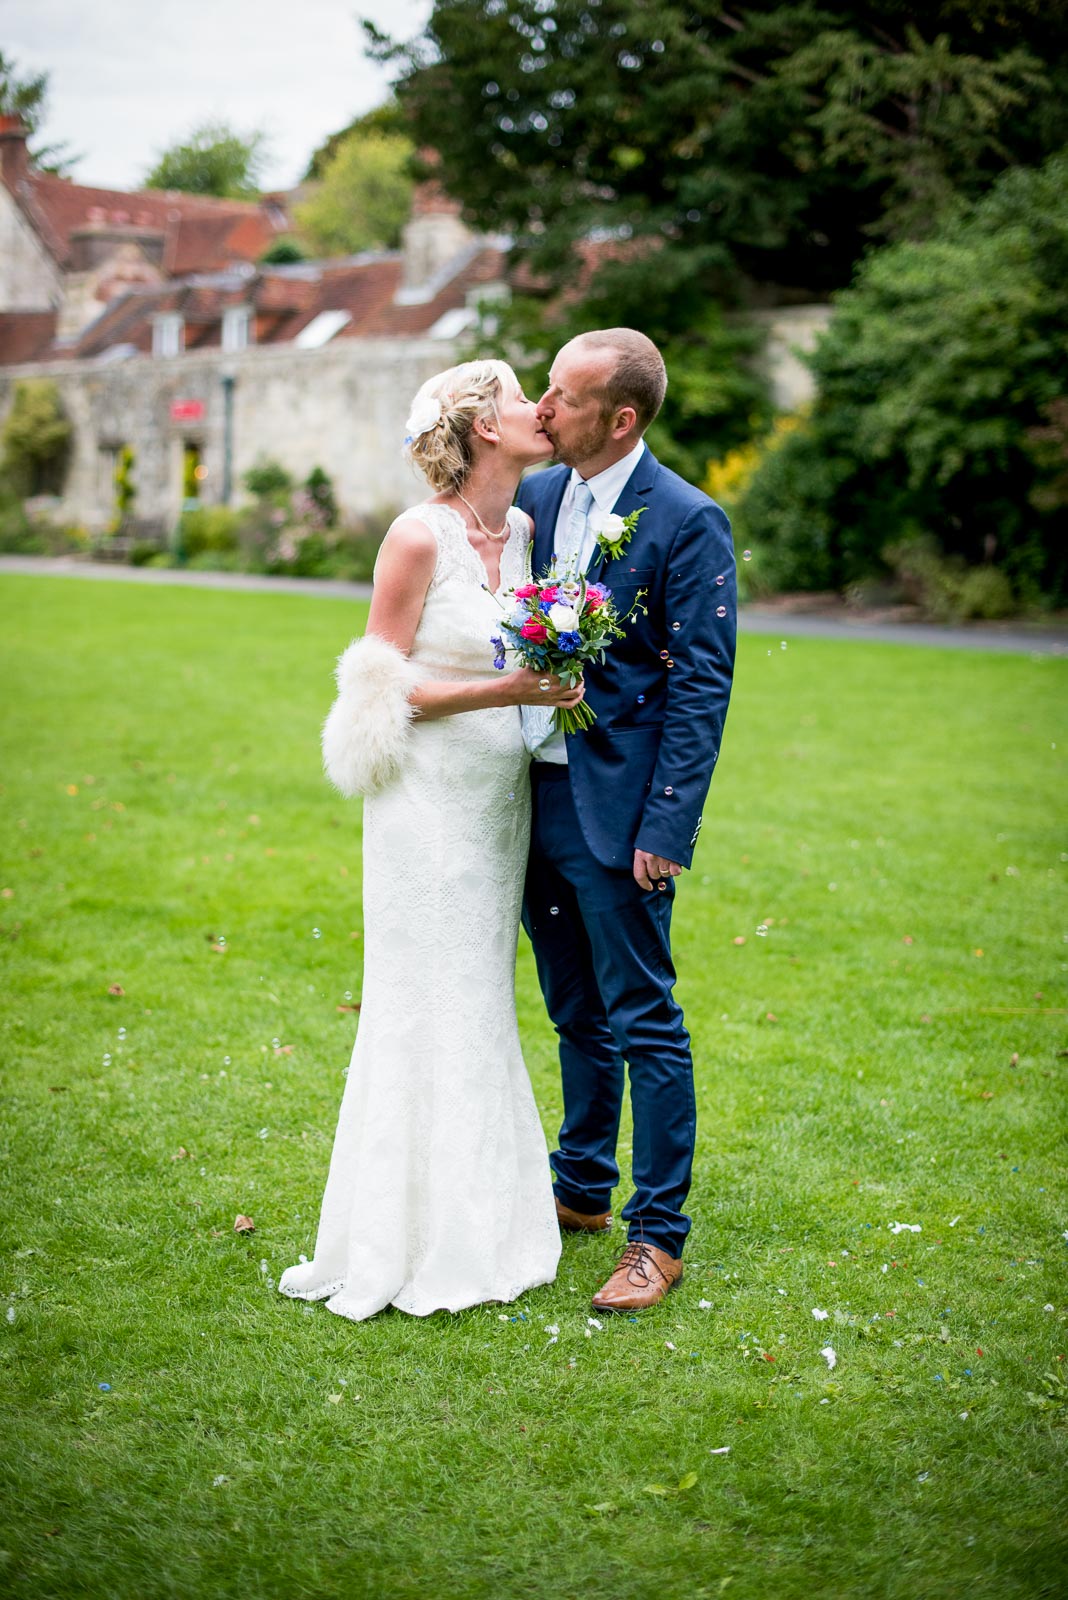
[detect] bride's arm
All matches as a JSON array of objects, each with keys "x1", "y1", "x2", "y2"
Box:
[{"x1": 366, "y1": 516, "x2": 582, "y2": 721}]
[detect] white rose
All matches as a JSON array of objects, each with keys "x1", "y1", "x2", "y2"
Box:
[
  {"x1": 597, "y1": 513, "x2": 626, "y2": 539},
  {"x1": 548, "y1": 603, "x2": 580, "y2": 631},
  {"x1": 405, "y1": 396, "x2": 442, "y2": 440}
]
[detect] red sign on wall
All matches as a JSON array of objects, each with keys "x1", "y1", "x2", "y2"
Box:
[{"x1": 170, "y1": 400, "x2": 205, "y2": 423}]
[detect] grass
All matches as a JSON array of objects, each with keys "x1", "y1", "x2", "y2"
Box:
[{"x1": 0, "y1": 573, "x2": 1065, "y2": 1600}]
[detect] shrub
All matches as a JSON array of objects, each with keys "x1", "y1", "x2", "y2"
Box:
[
  {"x1": 178, "y1": 506, "x2": 242, "y2": 558},
  {"x1": 243, "y1": 460, "x2": 293, "y2": 501},
  {"x1": 883, "y1": 537, "x2": 1015, "y2": 622},
  {"x1": 736, "y1": 151, "x2": 1068, "y2": 605},
  {"x1": 1, "y1": 380, "x2": 71, "y2": 496}
]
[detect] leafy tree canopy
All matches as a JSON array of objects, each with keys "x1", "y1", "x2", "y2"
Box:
[
  {"x1": 0, "y1": 50, "x2": 79, "y2": 175},
  {"x1": 304, "y1": 100, "x2": 409, "y2": 181},
  {"x1": 368, "y1": 2, "x2": 1068, "y2": 299},
  {"x1": 143, "y1": 120, "x2": 268, "y2": 199},
  {"x1": 734, "y1": 150, "x2": 1068, "y2": 602},
  {"x1": 295, "y1": 130, "x2": 414, "y2": 257}
]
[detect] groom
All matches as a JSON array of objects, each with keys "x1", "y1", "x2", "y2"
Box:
[{"x1": 516, "y1": 327, "x2": 736, "y2": 1313}]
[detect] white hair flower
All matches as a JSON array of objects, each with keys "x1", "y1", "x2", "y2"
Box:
[{"x1": 405, "y1": 396, "x2": 443, "y2": 442}]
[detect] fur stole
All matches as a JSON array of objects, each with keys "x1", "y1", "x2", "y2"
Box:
[{"x1": 321, "y1": 634, "x2": 423, "y2": 798}]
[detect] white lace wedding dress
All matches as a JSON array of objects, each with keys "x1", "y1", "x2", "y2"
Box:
[{"x1": 278, "y1": 503, "x2": 560, "y2": 1321}]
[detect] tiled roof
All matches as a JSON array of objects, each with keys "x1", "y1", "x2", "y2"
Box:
[
  {"x1": 15, "y1": 171, "x2": 288, "y2": 272},
  {"x1": 9, "y1": 244, "x2": 511, "y2": 365}
]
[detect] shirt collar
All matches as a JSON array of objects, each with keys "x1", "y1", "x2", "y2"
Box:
[{"x1": 569, "y1": 439, "x2": 646, "y2": 514}]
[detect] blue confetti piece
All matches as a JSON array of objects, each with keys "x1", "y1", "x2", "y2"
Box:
[
  {"x1": 964, "y1": 1368, "x2": 973, "y2": 1376},
  {"x1": 933, "y1": 1374, "x2": 944, "y2": 1382},
  {"x1": 98, "y1": 1382, "x2": 111, "y2": 1391}
]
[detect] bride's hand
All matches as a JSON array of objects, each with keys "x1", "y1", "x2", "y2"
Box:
[{"x1": 507, "y1": 668, "x2": 586, "y2": 708}]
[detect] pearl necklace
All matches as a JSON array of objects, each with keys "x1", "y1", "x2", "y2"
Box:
[{"x1": 456, "y1": 491, "x2": 510, "y2": 541}]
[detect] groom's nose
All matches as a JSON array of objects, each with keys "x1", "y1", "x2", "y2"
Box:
[{"x1": 535, "y1": 391, "x2": 554, "y2": 420}]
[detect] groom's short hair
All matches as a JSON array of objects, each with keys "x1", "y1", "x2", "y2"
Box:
[{"x1": 571, "y1": 327, "x2": 667, "y2": 434}]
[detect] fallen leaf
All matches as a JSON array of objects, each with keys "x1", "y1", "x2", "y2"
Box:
[
  {"x1": 733, "y1": 936, "x2": 747, "y2": 946},
  {"x1": 336, "y1": 1003, "x2": 361, "y2": 1012},
  {"x1": 233, "y1": 1214, "x2": 255, "y2": 1234},
  {"x1": 171, "y1": 1147, "x2": 190, "y2": 1161},
  {"x1": 677, "y1": 1471, "x2": 698, "y2": 1491},
  {"x1": 107, "y1": 984, "x2": 125, "y2": 997}
]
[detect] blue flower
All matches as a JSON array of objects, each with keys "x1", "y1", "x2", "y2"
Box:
[
  {"x1": 491, "y1": 635, "x2": 506, "y2": 671},
  {"x1": 557, "y1": 631, "x2": 582, "y2": 654}
]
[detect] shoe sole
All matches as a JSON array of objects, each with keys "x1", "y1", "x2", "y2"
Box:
[{"x1": 590, "y1": 1271, "x2": 683, "y2": 1314}]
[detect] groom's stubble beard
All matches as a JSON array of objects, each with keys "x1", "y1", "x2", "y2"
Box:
[{"x1": 549, "y1": 407, "x2": 615, "y2": 470}]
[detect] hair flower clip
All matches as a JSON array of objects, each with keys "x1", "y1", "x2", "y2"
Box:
[{"x1": 404, "y1": 396, "x2": 443, "y2": 445}]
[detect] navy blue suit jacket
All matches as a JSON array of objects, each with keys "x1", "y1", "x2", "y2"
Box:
[{"x1": 516, "y1": 448, "x2": 736, "y2": 872}]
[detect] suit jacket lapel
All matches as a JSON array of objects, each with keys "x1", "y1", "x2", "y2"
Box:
[
  {"x1": 584, "y1": 447, "x2": 661, "y2": 582},
  {"x1": 533, "y1": 470, "x2": 569, "y2": 574}
]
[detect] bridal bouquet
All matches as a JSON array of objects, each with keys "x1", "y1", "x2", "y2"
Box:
[{"x1": 491, "y1": 558, "x2": 643, "y2": 733}]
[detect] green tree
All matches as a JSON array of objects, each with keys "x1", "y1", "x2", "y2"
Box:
[
  {"x1": 0, "y1": 50, "x2": 78, "y2": 174},
  {"x1": 304, "y1": 100, "x2": 408, "y2": 181},
  {"x1": 367, "y1": 2, "x2": 1066, "y2": 472},
  {"x1": 143, "y1": 120, "x2": 268, "y2": 199},
  {"x1": 369, "y1": 2, "x2": 1067, "y2": 295},
  {"x1": 734, "y1": 151, "x2": 1068, "y2": 604},
  {"x1": 295, "y1": 130, "x2": 414, "y2": 257},
  {"x1": 0, "y1": 379, "x2": 71, "y2": 496}
]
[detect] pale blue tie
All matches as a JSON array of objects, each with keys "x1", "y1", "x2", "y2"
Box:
[{"x1": 522, "y1": 479, "x2": 594, "y2": 754}]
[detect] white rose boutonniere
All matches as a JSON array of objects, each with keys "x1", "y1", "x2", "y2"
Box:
[
  {"x1": 595, "y1": 505, "x2": 647, "y2": 561},
  {"x1": 404, "y1": 396, "x2": 443, "y2": 444}
]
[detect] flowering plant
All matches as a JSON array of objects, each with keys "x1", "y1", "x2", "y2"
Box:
[
  {"x1": 491, "y1": 555, "x2": 644, "y2": 733},
  {"x1": 595, "y1": 504, "x2": 646, "y2": 562}
]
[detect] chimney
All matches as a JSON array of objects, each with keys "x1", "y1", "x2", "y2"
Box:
[{"x1": 0, "y1": 115, "x2": 30, "y2": 190}]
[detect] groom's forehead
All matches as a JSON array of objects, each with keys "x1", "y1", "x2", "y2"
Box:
[{"x1": 549, "y1": 347, "x2": 614, "y2": 393}]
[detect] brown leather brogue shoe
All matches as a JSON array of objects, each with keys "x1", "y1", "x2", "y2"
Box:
[
  {"x1": 590, "y1": 1241, "x2": 683, "y2": 1311},
  {"x1": 555, "y1": 1196, "x2": 612, "y2": 1233}
]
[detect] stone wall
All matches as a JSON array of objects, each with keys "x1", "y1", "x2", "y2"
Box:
[
  {"x1": 0, "y1": 186, "x2": 62, "y2": 312},
  {"x1": 0, "y1": 305, "x2": 834, "y2": 532},
  {"x1": 751, "y1": 304, "x2": 832, "y2": 411},
  {"x1": 0, "y1": 336, "x2": 454, "y2": 532}
]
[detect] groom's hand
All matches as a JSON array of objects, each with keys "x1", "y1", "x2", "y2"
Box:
[{"x1": 633, "y1": 850, "x2": 682, "y2": 892}]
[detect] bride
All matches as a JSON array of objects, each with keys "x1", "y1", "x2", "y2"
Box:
[{"x1": 278, "y1": 360, "x2": 584, "y2": 1322}]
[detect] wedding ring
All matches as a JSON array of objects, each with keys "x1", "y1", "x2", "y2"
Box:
[{"x1": 538, "y1": 679, "x2": 551, "y2": 691}]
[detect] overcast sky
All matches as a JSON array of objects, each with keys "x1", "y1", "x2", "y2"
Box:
[{"x1": 3, "y1": 0, "x2": 432, "y2": 192}]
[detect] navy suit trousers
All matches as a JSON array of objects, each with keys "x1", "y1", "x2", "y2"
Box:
[{"x1": 522, "y1": 764, "x2": 696, "y2": 1258}]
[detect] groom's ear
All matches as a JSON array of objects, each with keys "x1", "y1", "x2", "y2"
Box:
[{"x1": 612, "y1": 405, "x2": 639, "y2": 441}]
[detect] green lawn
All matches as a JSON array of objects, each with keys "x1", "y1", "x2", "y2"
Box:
[{"x1": 1, "y1": 574, "x2": 1065, "y2": 1600}]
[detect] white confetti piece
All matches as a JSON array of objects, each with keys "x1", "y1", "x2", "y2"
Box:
[
  {"x1": 1043, "y1": 1304, "x2": 1055, "y2": 1313},
  {"x1": 820, "y1": 1346, "x2": 837, "y2": 1369},
  {"x1": 698, "y1": 1299, "x2": 713, "y2": 1310},
  {"x1": 709, "y1": 1446, "x2": 731, "y2": 1455},
  {"x1": 665, "y1": 1341, "x2": 676, "y2": 1350},
  {"x1": 587, "y1": 1317, "x2": 602, "y2": 1330},
  {"x1": 811, "y1": 1307, "x2": 829, "y2": 1320},
  {"x1": 889, "y1": 1222, "x2": 922, "y2": 1234}
]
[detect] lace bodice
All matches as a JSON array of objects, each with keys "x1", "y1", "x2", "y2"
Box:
[{"x1": 395, "y1": 502, "x2": 530, "y2": 678}]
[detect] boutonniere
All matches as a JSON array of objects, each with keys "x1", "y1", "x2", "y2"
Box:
[{"x1": 595, "y1": 505, "x2": 646, "y2": 562}]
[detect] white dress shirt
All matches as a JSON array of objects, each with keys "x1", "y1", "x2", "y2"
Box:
[{"x1": 534, "y1": 439, "x2": 647, "y2": 765}]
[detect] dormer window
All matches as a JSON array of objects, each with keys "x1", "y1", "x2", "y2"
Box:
[
  {"x1": 152, "y1": 313, "x2": 184, "y2": 357},
  {"x1": 222, "y1": 305, "x2": 252, "y2": 353}
]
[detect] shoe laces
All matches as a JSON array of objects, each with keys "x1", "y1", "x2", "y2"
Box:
[{"x1": 616, "y1": 1241, "x2": 669, "y2": 1288}]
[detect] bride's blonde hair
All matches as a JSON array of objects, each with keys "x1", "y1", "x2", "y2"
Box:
[{"x1": 404, "y1": 359, "x2": 517, "y2": 492}]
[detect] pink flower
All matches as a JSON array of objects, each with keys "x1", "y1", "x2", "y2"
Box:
[
  {"x1": 514, "y1": 583, "x2": 540, "y2": 600},
  {"x1": 520, "y1": 620, "x2": 548, "y2": 642},
  {"x1": 584, "y1": 585, "x2": 606, "y2": 610},
  {"x1": 538, "y1": 585, "x2": 560, "y2": 602}
]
